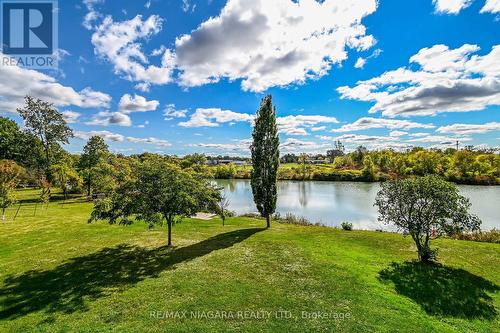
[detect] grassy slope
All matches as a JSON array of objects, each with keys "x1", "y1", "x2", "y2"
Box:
[{"x1": 0, "y1": 190, "x2": 499, "y2": 332}]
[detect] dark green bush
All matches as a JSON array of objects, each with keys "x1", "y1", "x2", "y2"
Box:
[{"x1": 341, "y1": 222, "x2": 353, "y2": 231}]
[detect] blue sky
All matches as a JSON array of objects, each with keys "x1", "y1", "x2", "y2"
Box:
[{"x1": 1, "y1": 0, "x2": 499, "y2": 155}]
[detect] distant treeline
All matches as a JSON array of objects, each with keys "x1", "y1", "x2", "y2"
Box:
[
  {"x1": 2, "y1": 114, "x2": 499, "y2": 190},
  {"x1": 210, "y1": 146, "x2": 500, "y2": 185}
]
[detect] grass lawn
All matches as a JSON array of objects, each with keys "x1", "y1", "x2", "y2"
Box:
[{"x1": 0, "y1": 189, "x2": 499, "y2": 332}]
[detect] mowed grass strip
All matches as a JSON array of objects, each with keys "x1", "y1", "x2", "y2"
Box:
[{"x1": 0, "y1": 190, "x2": 499, "y2": 332}]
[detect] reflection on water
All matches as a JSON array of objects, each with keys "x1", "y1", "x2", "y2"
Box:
[{"x1": 215, "y1": 180, "x2": 500, "y2": 231}]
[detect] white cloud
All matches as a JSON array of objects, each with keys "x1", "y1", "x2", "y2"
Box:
[
  {"x1": 118, "y1": 94, "x2": 159, "y2": 112},
  {"x1": 311, "y1": 126, "x2": 327, "y2": 132},
  {"x1": 54, "y1": 49, "x2": 71, "y2": 62},
  {"x1": 86, "y1": 111, "x2": 132, "y2": 127},
  {"x1": 433, "y1": 0, "x2": 500, "y2": 14},
  {"x1": 151, "y1": 45, "x2": 166, "y2": 57},
  {"x1": 318, "y1": 134, "x2": 415, "y2": 151},
  {"x1": 82, "y1": 0, "x2": 104, "y2": 30},
  {"x1": 189, "y1": 139, "x2": 251, "y2": 152},
  {"x1": 332, "y1": 117, "x2": 435, "y2": 132},
  {"x1": 178, "y1": 108, "x2": 338, "y2": 136},
  {"x1": 481, "y1": 0, "x2": 500, "y2": 13},
  {"x1": 408, "y1": 135, "x2": 472, "y2": 144},
  {"x1": 179, "y1": 108, "x2": 253, "y2": 127},
  {"x1": 337, "y1": 44, "x2": 500, "y2": 117},
  {"x1": 164, "y1": 104, "x2": 188, "y2": 120},
  {"x1": 175, "y1": 0, "x2": 377, "y2": 92},
  {"x1": 91, "y1": 15, "x2": 175, "y2": 87},
  {"x1": 126, "y1": 136, "x2": 171, "y2": 147},
  {"x1": 319, "y1": 134, "x2": 398, "y2": 144},
  {"x1": 410, "y1": 132, "x2": 431, "y2": 137},
  {"x1": 278, "y1": 115, "x2": 339, "y2": 136},
  {"x1": 87, "y1": 94, "x2": 158, "y2": 127},
  {"x1": 137, "y1": 120, "x2": 150, "y2": 128},
  {"x1": 145, "y1": 0, "x2": 151, "y2": 9},
  {"x1": 62, "y1": 111, "x2": 81, "y2": 124},
  {"x1": 134, "y1": 83, "x2": 151, "y2": 92},
  {"x1": 433, "y1": 0, "x2": 472, "y2": 14},
  {"x1": 280, "y1": 138, "x2": 329, "y2": 152},
  {"x1": 389, "y1": 130, "x2": 408, "y2": 137},
  {"x1": 182, "y1": 0, "x2": 194, "y2": 12},
  {"x1": 354, "y1": 48, "x2": 381, "y2": 69},
  {"x1": 437, "y1": 122, "x2": 500, "y2": 134},
  {"x1": 0, "y1": 57, "x2": 111, "y2": 114},
  {"x1": 75, "y1": 130, "x2": 171, "y2": 148},
  {"x1": 75, "y1": 130, "x2": 125, "y2": 142},
  {"x1": 354, "y1": 57, "x2": 366, "y2": 69}
]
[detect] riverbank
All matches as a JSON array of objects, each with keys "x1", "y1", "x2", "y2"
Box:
[
  {"x1": 1, "y1": 192, "x2": 499, "y2": 332},
  {"x1": 209, "y1": 163, "x2": 500, "y2": 185}
]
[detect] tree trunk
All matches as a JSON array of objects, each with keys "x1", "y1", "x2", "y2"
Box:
[
  {"x1": 2, "y1": 208, "x2": 5, "y2": 221},
  {"x1": 87, "y1": 175, "x2": 91, "y2": 197},
  {"x1": 222, "y1": 216, "x2": 225, "y2": 226},
  {"x1": 167, "y1": 219, "x2": 173, "y2": 247},
  {"x1": 266, "y1": 214, "x2": 270, "y2": 228}
]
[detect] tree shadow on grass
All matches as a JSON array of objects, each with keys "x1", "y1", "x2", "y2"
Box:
[
  {"x1": 378, "y1": 261, "x2": 499, "y2": 320},
  {"x1": 0, "y1": 228, "x2": 264, "y2": 320}
]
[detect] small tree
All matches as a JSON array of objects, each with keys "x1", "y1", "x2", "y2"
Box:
[
  {"x1": 298, "y1": 153, "x2": 311, "y2": 180},
  {"x1": 217, "y1": 191, "x2": 230, "y2": 226},
  {"x1": 351, "y1": 145, "x2": 368, "y2": 166},
  {"x1": 0, "y1": 160, "x2": 24, "y2": 221},
  {"x1": 0, "y1": 117, "x2": 25, "y2": 161},
  {"x1": 327, "y1": 140, "x2": 345, "y2": 163},
  {"x1": 251, "y1": 95, "x2": 280, "y2": 228},
  {"x1": 375, "y1": 175, "x2": 481, "y2": 262},
  {"x1": 80, "y1": 136, "x2": 110, "y2": 196},
  {"x1": 51, "y1": 159, "x2": 81, "y2": 199},
  {"x1": 89, "y1": 161, "x2": 221, "y2": 247},
  {"x1": 361, "y1": 155, "x2": 377, "y2": 181}
]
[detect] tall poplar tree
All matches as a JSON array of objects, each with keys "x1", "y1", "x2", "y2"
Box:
[{"x1": 251, "y1": 95, "x2": 280, "y2": 228}]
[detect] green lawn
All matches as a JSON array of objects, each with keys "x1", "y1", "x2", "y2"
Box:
[{"x1": 0, "y1": 190, "x2": 499, "y2": 332}]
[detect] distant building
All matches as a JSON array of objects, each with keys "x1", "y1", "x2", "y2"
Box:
[{"x1": 207, "y1": 159, "x2": 247, "y2": 166}]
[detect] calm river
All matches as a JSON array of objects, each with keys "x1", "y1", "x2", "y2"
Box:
[{"x1": 215, "y1": 179, "x2": 500, "y2": 231}]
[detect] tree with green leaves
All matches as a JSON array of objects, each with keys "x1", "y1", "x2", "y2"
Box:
[
  {"x1": 0, "y1": 117, "x2": 23, "y2": 162},
  {"x1": 375, "y1": 175, "x2": 481, "y2": 262},
  {"x1": 351, "y1": 145, "x2": 368, "y2": 166},
  {"x1": 89, "y1": 160, "x2": 221, "y2": 247},
  {"x1": 361, "y1": 155, "x2": 377, "y2": 181},
  {"x1": 217, "y1": 191, "x2": 230, "y2": 226},
  {"x1": 0, "y1": 160, "x2": 24, "y2": 221},
  {"x1": 298, "y1": 153, "x2": 311, "y2": 180},
  {"x1": 251, "y1": 95, "x2": 280, "y2": 228},
  {"x1": 326, "y1": 140, "x2": 345, "y2": 163},
  {"x1": 79, "y1": 136, "x2": 110, "y2": 196},
  {"x1": 0, "y1": 117, "x2": 44, "y2": 170},
  {"x1": 51, "y1": 157, "x2": 81, "y2": 200},
  {"x1": 17, "y1": 96, "x2": 73, "y2": 198}
]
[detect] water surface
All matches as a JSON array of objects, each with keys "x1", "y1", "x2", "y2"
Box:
[{"x1": 215, "y1": 179, "x2": 500, "y2": 231}]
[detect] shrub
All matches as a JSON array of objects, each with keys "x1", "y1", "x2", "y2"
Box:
[
  {"x1": 273, "y1": 212, "x2": 327, "y2": 227},
  {"x1": 451, "y1": 229, "x2": 500, "y2": 244},
  {"x1": 277, "y1": 213, "x2": 313, "y2": 226},
  {"x1": 213, "y1": 164, "x2": 237, "y2": 179},
  {"x1": 341, "y1": 222, "x2": 353, "y2": 231}
]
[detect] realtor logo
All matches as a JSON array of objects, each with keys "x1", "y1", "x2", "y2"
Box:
[{"x1": 1, "y1": 0, "x2": 58, "y2": 68}]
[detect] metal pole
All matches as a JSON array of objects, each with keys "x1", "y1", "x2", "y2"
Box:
[{"x1": 13, "y1": 203, "x2": 21, "y2": 220}]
